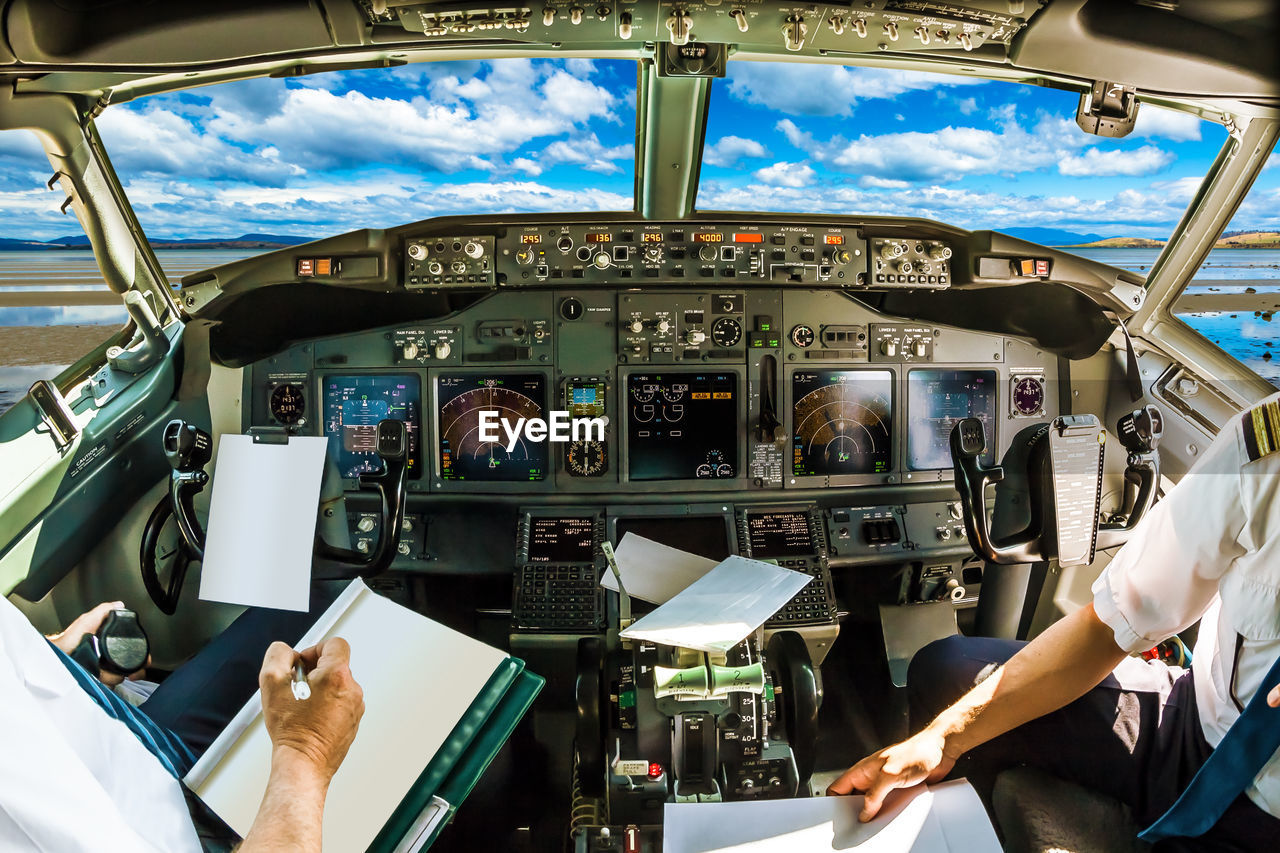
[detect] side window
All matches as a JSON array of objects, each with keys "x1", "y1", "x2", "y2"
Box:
[
  {"x1": 1173, "y1": 146, "x2": 1280, "y2": 388},
  {"x1": 0, "y1": 129, "x2": 128, "y2": 416}
]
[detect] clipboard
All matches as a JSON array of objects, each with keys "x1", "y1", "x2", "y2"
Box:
[{"x1": 185, "y1": 579, "x2": 543, "y2": 852}]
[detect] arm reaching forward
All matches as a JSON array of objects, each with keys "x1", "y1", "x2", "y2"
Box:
[
  {"x1": 239, "y1": 638, "x2": 365, "y2": 851},
  {"x1": 828, "y1": 603, "x2": 1127, "y2": 821}
]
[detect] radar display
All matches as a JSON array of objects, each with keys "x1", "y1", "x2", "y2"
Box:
[
  {"x1": 437, "y1": 374, "x2": 547, "y2": 481},
  {"x1": 792, "y1": 370, "x2": 893, "y2": 476},
  {"x1": 907, "y1": 369, "x2": 997, "y2": 470}
]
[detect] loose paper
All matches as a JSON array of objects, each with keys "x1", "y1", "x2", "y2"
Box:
[
  {"x1": 198, "y1": 434, "x2": 328, "y2": 611},
  {"x1": 601, "y1": 533, "x2": 719, "y2": 604},
  {"x1": 187, "y1": 579, "x2": 511, "y2": 853},
  {"x1": 619, "y1": 555, "x2": 811, "y2": 654},
  {"x1": 663, "y1": 780, "x2": 999, "y2": 853}
]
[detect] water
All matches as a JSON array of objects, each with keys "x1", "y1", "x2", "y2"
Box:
[
  {"x1": 2, "y1": 247, "x2": 1279, "y2": 414},
  {"x1": 1066, "y1": 248, "x2": 1280, "y2": 386}
]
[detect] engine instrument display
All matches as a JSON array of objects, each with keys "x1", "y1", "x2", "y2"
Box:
[
  {"x1": 322, "y1": 374, "x2": 421, "y2": 479},
  {"x1": 792, "y1": 370, "x2": 893, "y2": 476},
  {"x1": 908, "y1": 369, "x2": 998, "y2": 470},
  {"x1": 527, "y1": 517, "x2": 595, "y2": 563},
  {"x1": 438, "y1": 374, "x2": 547, "y2": 481},
  {"x1": 627, "y1": 372, "x2": 737, "y2": 481},
  {"x1": 746, "y1": 512, "x2": 814, "y2": 558}
]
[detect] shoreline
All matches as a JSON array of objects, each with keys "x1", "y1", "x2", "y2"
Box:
[{"x1": 0, "y1": 324, "x2": 117, "y2": 366}]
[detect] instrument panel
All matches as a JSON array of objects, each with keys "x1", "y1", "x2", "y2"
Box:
[
  {"x1": 403, "y1": 222, "x2": 951, "y2": 291},
  {"x1": 249, "y1": 219, "x2": 1061, "y2": 497}
]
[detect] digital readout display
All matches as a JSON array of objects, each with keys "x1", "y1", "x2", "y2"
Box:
[
  {"x1": 520, "y1": 234, "x2": 541, "y2": 244},
  {"x1": 527, "y1": 517, "x2": 595, "y2": 563},
  {"x1": 747, "y1": 512, "x2": 815, "y2": 558},
  {"x1": 693, "y1": 233, "x2": 724, "y2": 243},
  {"x1": 642, "y1": 232, "x2": 663, "y2": 242},
  {"x1": 734, "y1": 233, "x2": 764, "y2": 243},
  {"x1": 824, "y1": 235, "x2": 844, "y2": 245},
  {"x1": 586, "y1": 233, "x2": 612, "y2": 243}
]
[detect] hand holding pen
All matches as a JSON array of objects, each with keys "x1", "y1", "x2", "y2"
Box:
[{"x1": 259, "y1": 638, "x2": 365, "y2": 783}]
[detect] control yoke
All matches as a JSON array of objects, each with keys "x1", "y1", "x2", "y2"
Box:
[
  {"x1": 313, "y1": 418, "x2": 409, "y2": 581},
  {"x1": 949, "y1": 405, "x2": 1163, "y2": 566},
  {"x1": 140, "y1": 418, "x2": 409, "y2": 613}
]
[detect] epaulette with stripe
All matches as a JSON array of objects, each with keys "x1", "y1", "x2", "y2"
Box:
[{"x1": 1241, "y1": 398, "x2": 1280, "y2": 462}]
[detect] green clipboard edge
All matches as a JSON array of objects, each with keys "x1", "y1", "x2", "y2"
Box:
[{"x1": 369, "y1": 658, "x2": 544, "y2": 852}]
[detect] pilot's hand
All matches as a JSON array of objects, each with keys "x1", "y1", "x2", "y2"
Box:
[
  {"x1": 259, "y1": 638, "x2": 364, "y2": 785},
  {"x1": 1269, "y1": 681, "x2": 1279, "y2": 708},
  {"x1": 46, "y1": 600, "x2": 149, "y2": 686},
  {"x1": 826, "y1": 730, "x2": 956, "y2": 822}
]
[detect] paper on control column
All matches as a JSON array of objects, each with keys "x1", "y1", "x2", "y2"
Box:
[
  {"x1": 198, "y1": 434, "x2": 328, "y2": 611},
  {"x1": 600, "y1": 533, "x2": 719, "y2": 604},
  {"x1": 619, "y1": 555, "x2": 811, "y2": 654}
]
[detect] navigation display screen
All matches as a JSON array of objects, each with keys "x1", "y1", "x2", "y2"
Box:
[
  {"x1": 908, "y1": 369, "x2": 997, "y2": 470},
  {"x1": 792, "y1": 370, "x2": 893, "y2": 476},
  {"x1": 527, "y1": 517, "x2": 595, "y2": 563},
  {"x1": 746, "y1": 512, "x2": 814, "y2": 558},
  {"x1": 615, "y1": 516, "x2": 731, "y2": 562},
  {"x1": 437, "y1": 374, "x2": 547, "y2": 481},
  {"x1": 322, "y1": 374, "x2": 421, "y2": 479},
  {"x1": 627, "y1": 372, "x2": 737, "y2": 481}
]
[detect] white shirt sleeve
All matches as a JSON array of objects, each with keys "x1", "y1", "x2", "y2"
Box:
[{"x1": 1091, "y1": 416, "x2": 1250, "y2": 654}]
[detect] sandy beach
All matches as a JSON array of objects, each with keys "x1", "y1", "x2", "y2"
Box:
[{"x1": 0, "y1": 324, "x2": 117, "y2": 366}]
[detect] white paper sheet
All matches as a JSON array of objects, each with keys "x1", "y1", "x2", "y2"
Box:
[
  {"x1": 198, "y1": 434, "x2": 328, "y2": 611},
  {"x1": 619, "y1": 555, "x2": 811, "y2": 653},
  {"x1": 600, "y1": 533, "x2": 719, "y2": 604},
  {"x1": 663, "y1": 781, "x2": 999, "y2": 853},
  {"x1": 187, "y1": 580, "x2": 511, "y2": 853}
]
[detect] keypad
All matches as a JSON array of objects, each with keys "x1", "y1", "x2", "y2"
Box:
[
  {"x1": 765, "y1": 559, "x2": 836, "y2": 626},
  {"x1": 513, "y1": 563, "x2": 605, "y2": 632}
]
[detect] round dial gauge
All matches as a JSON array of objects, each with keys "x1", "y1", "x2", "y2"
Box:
[
  {"x1": 1012, "y1": 376, "x2": 1046, "y2": 416},
  {"x1": 631, "y1": 382, "x2": 656, "y2": 403},
  {"x1": 711, "y1": 317, "x2": 742, "y2": 348},
  {"x1": 790, "y1": 324, "x2": 815, "y2": 348},
  {"x1": 269, "y1": 383, "x2": 306, "y2": 425},
  {"x1": 566, "y1": 440, "x2": 607, "y2": 477}
]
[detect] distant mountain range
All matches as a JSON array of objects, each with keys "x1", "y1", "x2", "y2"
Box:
[
  {"x1": 1001, "y1": 228, "x2": 1280, "y2": 249},
  {"x1": 0, "y1": 234, "x2": 314, "y2": 251}
]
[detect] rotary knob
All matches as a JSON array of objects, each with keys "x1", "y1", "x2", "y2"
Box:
[
  {"x1": 685, "y1": 329, "x2": 707, "y2": 345},
  {"x1": 594, "y1": 252, "x2": 611, "y2": 269},
  {"x1": 407, "y1": 243, "x2": 427, "y2": 261},
  {"x1": 433, "y1": 341, "x2": 452, "y2": 359},
  {"x1": 356, "y1": 517, "x2": 376, "y2": 533},
  {"x1": 629, "y1": 319, "x2": 645, "y2": 334},
  {"x1": 401, "y1": 341, "x2": 420, "y2": 360},
  {"x1": 880, "y1": 339, "x2": 898, "y2": 357},
  {"x1": 464, "y1": 241, "x2": 483, "y2": 258},
  {"x1": 656, "y1": 319, "x2": 671, "y2": 334}
]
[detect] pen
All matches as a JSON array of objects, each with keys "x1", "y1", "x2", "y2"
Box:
[{"x1": 291, "y1": 659, "x2": 311, "y2": 701}]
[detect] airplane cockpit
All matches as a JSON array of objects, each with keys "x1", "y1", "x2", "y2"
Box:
[{"x1": 0, "y1": 1, "x2": 1277, "y2": 851}]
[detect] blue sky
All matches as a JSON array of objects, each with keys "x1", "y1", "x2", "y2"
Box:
[{"x1": 0, "y1": 58, "x2": 1276, "y2": 241}]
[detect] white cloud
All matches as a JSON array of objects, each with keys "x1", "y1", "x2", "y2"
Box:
[
  {"x1": 752, "y1": 161, "x2": 815, "y2": 188},
  {"x1": 956, "y1": 97, "x2": 979, "y2": 116},
  {"x1": 1058, "y1": 145, "x2": 1174, "y2": 177},
  {"x1": 1133, "y1": 105, "x2": 1205, "y2": 142},
  {"x1": 535, "y1": 135, "x2": 633, "y2": 175},
  {"x1": 724, "y1": 64, "x2": 986, "y2": 117},
  {"x1": 697, "y1": 175, "x2": 1249, "y2": 238},
  {"x1": 777, "y1": 109, "x2": 1093, "y2": 183},
  {"x1": 704, "y1": 136, "x2": 769, "y2": 168}
]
